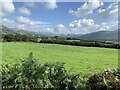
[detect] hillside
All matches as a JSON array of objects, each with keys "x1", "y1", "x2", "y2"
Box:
[
  {"x1": 79, "y1": 30, "x2": 118, "y2": 41},
  {"x1": 0, "y1": 26, "x2": 45, "y2": 37}
]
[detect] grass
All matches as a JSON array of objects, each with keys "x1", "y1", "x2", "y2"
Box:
[{"x1": 2, "y1": 42, "x2": 118, "y2": 75}]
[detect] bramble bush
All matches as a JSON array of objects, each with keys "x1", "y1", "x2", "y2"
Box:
[
  {"x1": 2, "y1": 53, "x2": 120, "y2": 90},
  {"x1": 2, "y1": 53, "x2": 87, "y2": 90}
]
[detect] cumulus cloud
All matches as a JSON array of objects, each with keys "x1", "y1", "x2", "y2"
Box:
[
  {"x1": 42, "y1": 0, "x2": 57, "y2": 10},
  {"x1": 69, "y1": 19, "x2": 94, "y2": 29},
  {"x1": 69, "y1": 0, "x2": 103, "y2": 17},
  {"x1": 43, "y1": 28, "x2": 54, "y2": 33},
  {"x1": 19, "y1": 7, "x2": 31, "y2": 15},
  {"x1": 68, "y1": 19, "x2": 118, "y2": 34},
  {"x1": 17, "y1": 16, "x2": 32, "y2": 25},
  {"x1": 57, "y1": 24, "x2": 65, "y2": 30},
  {"x1": 0, "y1": 0, "x2": 15, "y2": 16},
  {"x1": 1, "y1": 16, "x2": 50, "y2": 32},
  {"x1": 1, "y1": 17, "x2": 118, "y2": 34},
  {"x1": 97, "y1": 3, "x2": 118, "y2": 17},
  {"x1": 68, "y1": 19, "x2": 96, "y2": 34},
  {"x1": 16, "y1": 16, "x2": 49, "y2": 26},
  {"x1": 54, "y1": 24, "x2": 70, "y2": 34}
]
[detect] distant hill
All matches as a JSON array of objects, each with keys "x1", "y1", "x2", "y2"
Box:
[
  {"x1": 0, "y1": 26, "x2": 17, "y2": 35},
  {"x1": 58, "y1": 30, "x2": 119, "y2": 41},
  {"x1": 79, "y1": 30, "x2": 119, "y2": 41},
  {"x1": 0, "y1": 26, "x2": 45, "y2": 37},
  {"x1": 1, "y1": 26, "x2": 119, "y2": 41}
]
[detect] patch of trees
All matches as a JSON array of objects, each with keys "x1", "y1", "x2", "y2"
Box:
[
  {"x1": 40, "y1": 38, "x2": 120, "y2": 49},
  {"x1": 2, "y1": 34, "x2": 38, "y2": 42},
  {"x1": 2, "y1": 53, "x2": 120, "y2": 90}
]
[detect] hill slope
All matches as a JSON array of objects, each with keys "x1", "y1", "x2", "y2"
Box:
[
  {"x1": 0, "y1": 26, "x2": 45, "y2": 37},
  {"x1": 79, "y1": 30, "x2": 118, "y2": 41}
]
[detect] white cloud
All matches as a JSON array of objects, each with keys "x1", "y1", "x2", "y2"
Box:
[
  {"x1": 56, "y1": 24, "x2": 65, "y2": 32},
  {"x1": 81, "y1": 19, "x2": 94, "y2": 27},
  {"x1": 68, "y1": 19, "x2": 96, "y2": 34},
  {"x1": 1, "y1": 16, "x2": 50, "y2": 32},
  {"x1": 97, "y1": 3, "x2": 118, "y2": 17},
  {"x1": 54, "y1": 24, "x2": 68, "y2": 34},
  {"x1": 69, "y1": 19, "x2": 94, "y2": 29},
  {"x1": 42, "y1": 0, "x2": 57, "y2": 10},
  {"x1": 0, "y1": 0, "x2": 15, "y2": 16},
  {"x1": 19, "y1": 7, "x2": 31, "y2": 15},
  {"x1": 1, "y1": 17, "x2": 118, "y2": 34},
  {"x1": 16, "y1": 16, "x2": 49, "y2": 26},
  {"x1": 17, "y1": 16, "x2": 32, "y2": 25},
  {"x1": 68, "y1": 19, "x2": 118, "y2": 34},
  {"x1": 17, "y1": 24, "x2": 26, "y2": 30},
  {"x1": 69, "y1": 0, "x2": 103, "y2": 17},
  {"x1": 43, "y1": 28, "x2": 54, "y2": 33},
  {"x1": 57, "y1": 24, "x2": 65, "y2": 29},
  {"x1": 15, "y1": 16, "x2": 50, "y2": 31}
]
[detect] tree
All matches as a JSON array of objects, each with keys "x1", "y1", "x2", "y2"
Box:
[{"x1": 3, "y1": 34, "x2": 14, "y2": 42}]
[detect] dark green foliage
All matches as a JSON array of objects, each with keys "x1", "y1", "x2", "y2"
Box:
[
  {"x1": 3, "y1": 34, "x2": 38, "y2": 42},
  {"x1": 40, "y1": 38, "x2": 120, "y2": 49},
  {"x1": 2, "y1": 53, "x2": 86, "y2": 90},
  {"x1": 3, "y1": 34, "x2": 14, "y2": 42},
  {"x1": 88, "y1": 70, "x2": 120, "y2": 90}
]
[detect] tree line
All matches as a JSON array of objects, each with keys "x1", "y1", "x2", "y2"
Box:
[
  {"x1": 2, "y1": 34, "x2": 120, "y2": 49},
  {"x1": 40, "y1": 37, "x2": 120, "y2": 49},
  {"x1": 2, "y1": 34, "x2": 38, "y2": 42}
]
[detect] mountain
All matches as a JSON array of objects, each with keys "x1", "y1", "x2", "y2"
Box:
[
  {"x1": 0, "y1": 26, "x2": 17, "y2": 35},
  {"x1": 0, "y1": 26, "x2": 45, "y2": 37},
  {"x1": 79, "y1": 30, "x2": 119, "y2": 41}
]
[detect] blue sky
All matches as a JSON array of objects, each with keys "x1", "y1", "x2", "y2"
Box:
[{"x1": 0, "y1": 0, "x2": 118, "y2": 34}]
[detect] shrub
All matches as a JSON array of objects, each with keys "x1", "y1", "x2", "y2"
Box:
[
  {"x1": 2, "y1": 53, "x2": 86, "y2": 90},
  {"x1": 88, "y1": 70, "x2": 120, "y2": 90}
]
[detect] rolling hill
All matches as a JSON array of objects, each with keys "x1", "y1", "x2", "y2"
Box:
[
  {"x1": 79, "y1": 30, "x2": 118, "y2": 41},
  {"x1": 0, "y1": 26, "x2": 45, "y2": 37}
]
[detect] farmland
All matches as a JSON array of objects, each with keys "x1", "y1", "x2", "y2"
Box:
[{"x1": 2, "y1": 42, "x2": 118, "y2": 74}]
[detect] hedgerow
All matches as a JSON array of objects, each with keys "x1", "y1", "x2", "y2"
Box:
[{"x1": 1, "y1": 53, "x2": 120, "y2": 90}]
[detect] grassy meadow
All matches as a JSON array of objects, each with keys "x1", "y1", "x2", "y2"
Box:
[{"x1": 2, "y1": 42, "x2": 118, "y2": 74}]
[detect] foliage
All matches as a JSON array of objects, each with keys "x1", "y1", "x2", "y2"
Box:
[
  {"x1": 3, "y1": 34, "x2": 38, "y2": 42},
  {"x1": 88, "y1": 70, "x2": 120, "y2": 90},
  {"x1": 2, "y1": 53, "x2": 86, "y2": 90},
  {"x1": 40, "y1": 38, "x2": 120, "y2": 49}
]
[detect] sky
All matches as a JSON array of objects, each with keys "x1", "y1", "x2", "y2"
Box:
[{"x1": 0, "y1": 0, "x2": 119, "y2": 34}]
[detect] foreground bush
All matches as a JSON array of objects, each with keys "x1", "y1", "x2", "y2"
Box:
[
  {"x1": 2, "y1": 53, "x2": 120, "y2": 90},
  {"x1": 2, "y1": 53, "x2": 87, "y2": 90},
  {"x1": 88, "y1": 70, "x2": 120, "y2": 90}
]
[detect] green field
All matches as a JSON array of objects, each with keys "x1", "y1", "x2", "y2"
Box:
[{"x1": 2, "y1": 42, "x2": 118, "y2": 74}]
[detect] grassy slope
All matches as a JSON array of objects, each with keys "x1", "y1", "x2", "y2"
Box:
[{"x1": 2, "y1": 42, "x2": 118, "y2": 74}]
